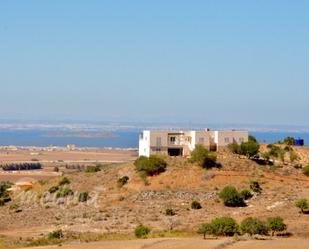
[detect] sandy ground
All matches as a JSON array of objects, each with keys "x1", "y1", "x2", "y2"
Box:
[{"x1": 19, "y1": 238, "x2": 309, "y2": 249}]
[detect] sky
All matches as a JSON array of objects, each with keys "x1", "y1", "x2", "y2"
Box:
[{"x1": 0, "y1": 1, "x2": 308, "y2": 126}]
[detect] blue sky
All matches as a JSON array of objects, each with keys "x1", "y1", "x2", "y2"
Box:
[{"x1": 0, "y1": 1, "x2": 308, "y2": 126}]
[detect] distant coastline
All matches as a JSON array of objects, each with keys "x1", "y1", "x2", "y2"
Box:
[{"x1": 0, "y1": 128, "x2": 307, "y2": 148}]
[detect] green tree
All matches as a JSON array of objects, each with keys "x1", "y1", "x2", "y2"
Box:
[
  {"x1": 240, "y1": 141, "x2": 260, "y2": 158},
  {"x1": 210, "y1": 217, "x2": 239, "y2": 236},
  {"x1": 227, "y1": 142, "x2": 241, "y2": 154},
  {"x1": 267, "y1": 216, "x2": 287, "y2": 236},
  {"x1": 295, "y1": 198, "x2": 308, "y2": 213},
  {"x1": 283, "y1": 137, "x2": 295, "y2": 146},
  {"x1": 248, "y1": 135, "x2": 258, "y2": 143},
  {"x1": 190, "y1": 144, "x2": 217, "y2": 169},
  {"x1": 134, "y1": 156, "x2": 167, "y2": 176},
  {"x1": 219, "y1": 186, "x2": 246, "y2": 207},
  {"x1": 240, "y1": 217, "x2": 269, "y2": 235},
  {"x1": 197, "y1": 223, "x2": 214, "y2": 239}
]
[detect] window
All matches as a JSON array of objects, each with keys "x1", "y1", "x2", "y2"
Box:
[
  {"x1": 239, "y1": 137, "x2": 244, "y2": 143},
  {"x1": 199, "y1": 137, "x2": 205, "y2": 143},
  {"x1": 170, "y1": 136, "x2": 176, "y2": 144},
  {"x1": 156, "y1": 137, "x2": 162, "y2": 146},
  {"x1": 224, "y1": 137, "x2": 230, "y2": 143}
]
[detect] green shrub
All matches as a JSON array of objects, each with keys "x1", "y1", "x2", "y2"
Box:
[
  {"x1": 289, "y1": 152, "x2": 299, "y2": 162},
  {"x1": 250, "y1": 180, "x2": 262, "y2": 193},
  {"x1": 165, "y1": 208, "x2": 176, "y2": 216},
  {"x1": 228, "y1": 136, "x2": 259, "y2": 158},
  {"x1": 191, "y1": 200, "x2": 202, "y2": 210},
  {"x1": 240, "y1": 189, "x2": 253, "y2": 200},
  {"x1": 48, "y1": 186, "x2": 59, "y2": 194},
  {"x1": 117, "y1": 176, "x2": 129, "y2": 187},
  {"x1": 134, "y1": 155, "x2": 167, "y2": 176},
  {"x1": 139, "y1": 171, "x2": 150, "y2": 185},
  {"x1": 267, "y1": 216, "x2": 287, "y2": 236},
  {"x1": 240, "y1": 217, "x2": 269, "y2": 235},
  {"x1": 295, "y1": 198, "x2": 308, "y2": 213},
  {"x1": 56, "y1": 187, "x2": 73, "y2": 198},
  {"x1": 240, "y1": 141, "x2": 260, "y2": 158},
  {"x1": 219, "y1": 186, "x2": 246, "y2": 207},
  {"x1": 134, "y1": 156, "x2": 149, "y2": 169},
  {"x1": 249, "y1": 135, "x2": 258, "y2": 143},
  {"x1": 267, "y1": 144, "x2": 286, "y2": 161},
  {"x1": 302, "y1": 165, "x2": 309, "y2": 176},
  {"x1": 78, "y1": 192, "x2": 89, "y2": 202},
  {"x1": 134, "y1": 224, "x2": 150, "y2": 238},
  {"x1": 48, "y1": 229, "x2": 64, "y2": 240},
  {"x1": 284, "y1": 146, "x2": 293, "y2": 152},
  {"x1": 85, "y1": 165, "x2": 101, "y2": 173},
  {"x1": 283, "y1": 137, "x2": 295, "y2": 146},
  {"x1": 58, "y1": 177, "x2": 70, "y2": 186},
  {"x1": 228, "y1": 142, "x2": 241, "y2": 154},
  {"x1": 210, "y1": 217, "x2": 239, "y2": 236},
  {"x1": 197, "y1": 223, "x2": 214, "y2": 239},
  {"x1": 9, "y1": 203, "x2": 20, "y2": 210},
  {"x1": 0, "y1": 182, "x2": 12, "y2": 206},
  {"x1": 261, "y1": 152, "x2": 271, "y2": 161},
  {"x1": 190, "y1": 145, "x2": 218, "y2": 169}
]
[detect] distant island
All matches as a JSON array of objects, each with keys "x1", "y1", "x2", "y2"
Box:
[{"x1": 44, "y1": 131, "x2": 116, "y2": 138}]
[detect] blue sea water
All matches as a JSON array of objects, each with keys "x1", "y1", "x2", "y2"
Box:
[
  {"x1": 0, "y1": 130, "x2": 139, "y2": 148},
  {"x1": 250, "y1": 131, "x2": 309, "y2": 146},
  {"x1": 0, "y1": 130, "x2": 307, "y2": 148}
]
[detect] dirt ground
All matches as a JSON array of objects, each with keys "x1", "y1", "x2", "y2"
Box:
[{"x1": 19, "y1": 238, "x2": 309, "y2": 249}]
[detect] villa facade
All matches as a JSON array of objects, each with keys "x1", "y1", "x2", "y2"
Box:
[{"x1": 138, "y1": 129, "x2": 248, "y2": 157}]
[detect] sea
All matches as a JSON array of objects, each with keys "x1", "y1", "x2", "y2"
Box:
[{"x1": 0, "y1": 130, "x2": 308, "y2": 148}]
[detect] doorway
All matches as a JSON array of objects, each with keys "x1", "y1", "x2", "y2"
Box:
[{"x1": 168, "y1": 148, "x2": 183, "y2": 156}]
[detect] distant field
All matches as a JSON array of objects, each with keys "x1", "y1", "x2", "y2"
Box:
[{"x1": 0, "y1": 148, "x2": 138, "y2": 164}]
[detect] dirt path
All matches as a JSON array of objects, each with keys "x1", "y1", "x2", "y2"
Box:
[
  {"x1": 19, "y1": 238, "x2": 309, "y2": 249},
  {"x1": 229, "y1": 238, "x2": 309, "y2": 249},
  {"x1": 20, "y1": 238, "x2": 225, "y2": 249}
]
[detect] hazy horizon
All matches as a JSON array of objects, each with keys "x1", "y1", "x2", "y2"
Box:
[{"x1": 1, "y1": 1, "x2": 309, "y2": 126}]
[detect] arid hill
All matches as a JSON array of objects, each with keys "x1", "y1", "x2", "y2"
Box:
[{"x1": 0, "y1": 146, "x2": 308, "y2": 248}]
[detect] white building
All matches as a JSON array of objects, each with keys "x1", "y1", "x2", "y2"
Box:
[{"x1": 139, "y1": 129, "x2": 248, "y2": 157}]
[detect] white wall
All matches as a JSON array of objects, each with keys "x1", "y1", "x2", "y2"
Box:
[{"x1": 138, "y1": 130, "x2": 150, "y2": 157}]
